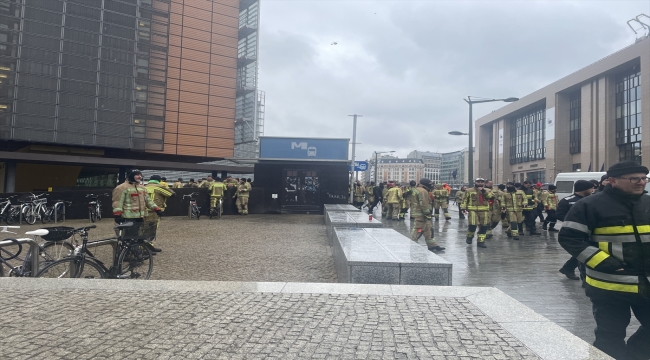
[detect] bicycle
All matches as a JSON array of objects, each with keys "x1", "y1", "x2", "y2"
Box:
[
  {"x1": 37, "y1": 222, "x2": 155, "y2": 280},
  {"x1": 0, "y1": 195, "x2": 17, "y2": 224},
  {"x1": 86, "y1": 193, "x2": 109, "y2": 223},
  {"x1": 41, "y1": 200, "x2": 71, "y2": 224},
  {"x1": 183, "y1": 193, "x2": 201, "y2": 220},
  {"x1": 0, "y1": 226, "x2": 75, "y2": 277},
  {"x1": 21, "y1": 193, "x2": 48, "y2": 225},
  {"x1": 209, "y1": 197, "x2": 223, "y2": 219}
]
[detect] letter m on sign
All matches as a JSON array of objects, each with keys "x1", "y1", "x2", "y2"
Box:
[{"x1": 291, "y1": 142, "x2": 308, "y2": 149}]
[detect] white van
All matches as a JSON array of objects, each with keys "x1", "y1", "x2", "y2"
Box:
[
  {"x1": 554, "y1": 172, "x2": 605, "y2": 200},
  {"x1": 554, "y1": 171, "x2": 650, "y2": 199}
]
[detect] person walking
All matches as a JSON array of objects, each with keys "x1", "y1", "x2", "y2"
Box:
[
  {"x1": 431, "y1": 183, "x2": 451, "y2": 221},
  {"x1": 172, "y1": 178, "x2": 184, "y2": 188},
  {"x1": 144, "y1": 175, "x2": 175, "y2": 252},
  {"x1": 410, "y1": 178, "x2": 445, "y2": 252},
  {"x1": 521, "y1": 181, "x2": 540, "y2": 235},
  {"x1": 385, "y1": 182, "x2": 403, "y2": 220},
  {"x1": 112, "y1": 169, "x2": 162, "y2": 239},
  {"x1": 365, "y1": 181, "x2": 376, "y2": 213},
  {"x1": 485, "y1": 180, "x2": 502, "y2": 239},
  {"x1": 381, "y1": 182, "x2": 390, "y2": 217},
  {"x1": 534, "y1": 182, "x2": 546, "y2": 223},
  {"x1": 455, "y1": 186, "x2": 467, "y2": 219},
  {"x1": 233, "y1": 178, "x2": 251, "y2": 215},
  {"x1": 556, "y1": 179, "x2": 595, "y2": 280},
  {"x1": 559, "y1": 161, "x2": 650, "y2": 359},
  {"x1": 499, "y1": 182, "x2": 526, "y2": 240},
  {"x1": 541, "y1": 185, "x2": 559, "y2": 231},
  {"x1": 461, "y1": 177, "x2": 493, "y2": 248}
]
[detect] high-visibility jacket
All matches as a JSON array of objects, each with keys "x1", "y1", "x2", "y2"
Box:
[
  {"x1": 499, "y1": 190, "x2": 526, "y2": 212},
  {"x1": 172, "y1": 181, "x2": 183, "y2": 188},
  {"x1": 559, "y1": 185, "x2": 650, "y2": 297},
  {"x1": 365, "y1": 185, "x2": 375, "y2": 200},
  {"x1": 521, "y1": 187, "x2": 537, "y2": 210},
  {"x1": 209, "y1": 181, "x2": 227, "y2": 197},
  {"x1": 385, "y1": 187, "x2": 402, "y2": 204},
  {"x1": 461, "y1": 187, "x2": 493, "y2": 212},
  {"x1": 455, "y1": 190, "x2": 466, "y2": 204},
  {"x1": 432, "y1": 188, "x2": 449, "y2": 203},
  {"x1": 487, "y1": 188, "x2": 501, "y2": 211},
  {"x1": 542, "y1": 191, "x2": 559, "y2": 210},
  {"x1": 353, "y1": 184, "x2": 365, "y2": 201},
  {"x1": 410, "y1": 185, "x2": 432, "y2": 217},
  {"x1": 145, "y1": 181, "x2": 175, "y2": 211}
]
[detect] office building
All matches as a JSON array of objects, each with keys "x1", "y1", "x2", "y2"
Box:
[
  {"x1": 377, "y1": 158, "x2": 424, "y2": 184},
  {"x1": 476, "y1": 36, "x2": 649, "y2": 184},
  {"x1": 0, "y1": 0, "x2": 260, "y2": 192},
  {"x1": 440, "y1": 148, "x2": 470, "y2": 188},
  {"x1": 407, "y1": 150, "x2": 441, "y2": 182}
]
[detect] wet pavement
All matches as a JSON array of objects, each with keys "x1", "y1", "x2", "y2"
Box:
[{"x1": 371, "y1": 206, "x2": 641, "y2": 344}]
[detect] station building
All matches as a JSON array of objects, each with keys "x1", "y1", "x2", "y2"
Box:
[{"x1": 476, "y1": 36, "x2": 650, "y2": 184}]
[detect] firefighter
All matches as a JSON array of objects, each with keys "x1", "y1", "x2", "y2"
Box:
[
  {"x1": 209, "y1": 177, "x2": 227, "y2": 211},
  {"x1": 461, "y1": 177, "x2": 493, "y2": 248},
  {"x1": 534, "y1": 182, "x2": 546, "y2": 223},
  {"x1": 172, "y1": 178, "x2": 184, "y2": 188},
  {"x1": 398, "y1": 183, "x2": 410, "y2": 220},
  {"x1": 199, "y1": 176, "x2": 214, "y2": 189},
  {"x1": 144, "y1": 175, "x2": 175, "y2": 252},
  {"x1": 352, "y1": 180, "x2": 365, "y2": 209},
  {"x1": 410, "y1": 178, "x2": 445, "y2": 252},
  {"x1": 455, "y1": 186, "x2": 467, "y2": 219},
  {"x1": 499, "y1": 181, "x2": 526, "y2": 240},
  {"x1": 385, "y1": 182, "x2": 403, "y2": 220},
  {"x1": 381, "y1": 182, "x2": 390, "y2": 217},
  {"x1": 521, "y1": 181, "x2": 540, "y2": 235},
  {"x1": 233, "y1": 178, "x2": 251, "y2": 214},
  {"x1": 542, "y1": 185, "x2": 559, "y2": 231},
  {"x1": 405, "y1": 180, "x2": 417, "y2": 221},
  {"x1": 365, "y1": 181, "x2": 376, "y2": 213},
  {"x1": 431, "y1": 183, "x2": 451, "y2": 221},
  {"x1": 485, "y1": 180, "x2": 501, "y2": 239},
  {"x1": 559, "y1": 162, "x2": 650, "y2": 359}
]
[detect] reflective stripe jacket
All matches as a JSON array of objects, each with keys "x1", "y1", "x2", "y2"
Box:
[
  {"x1": 488, "y1": 188, "x2": 501, "y2": 211},
  {"x1": 432, "y1": 188, "x2": 449, "y2": 203},
  {"x1": 385, "y1": 187, "x2": 403, "y2": 204},
  {"x1": 410, "y1": 185, "x2": 432, "y2": 217},
  {"x1": 558, "y1": 185, "x2": 650, "y2": 297},
  {"x1": 556, "y1": 193, "x2": 584, "y2": 221},
  {"x1": 145, "y1": 181, "x2": 175, "y2": 211},
  {"x1": 236, "y1": 182, "x2": 252, "y2": 198},
  {"x1": 542, "y1": 191, "x2": 559, "y2": 210},
  {"x1": 461, "y1": 187, "x2": 493, "y2": 212},
  {"x1": 365, "y1": 185, "x2": 375, "y2": 200},
  {"x1": 521, "y1": 187, "x2": 537, "y2": 210},
  {"x1": 499, "y1": 190, "x2": 526, "y2": 212},
  {"x1": 455, "y1": 190, "x2": 466, "y2": 205},
  {"x1": 209, "y1": 182, "x2": 227, "y2": 197},
  {"x1": 112, "y1": 181, "x2": 160, "y2": 218}
]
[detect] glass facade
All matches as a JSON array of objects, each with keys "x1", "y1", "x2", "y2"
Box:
[
  {"x1": 616, "y1": 68, "x2": 642, "y2": 164},
  {"x1": 0, "y1": 0, "x2": 170, "y2": 150},
  {"x1": 488, "y1": 125, "x2": 493, "y2": 170},
  {"x1": 569, "y1": 91, "x2": 581, "y2": 154},
  {"x1": 509, "y1": 106, "x2": 546, "y2": 164}
]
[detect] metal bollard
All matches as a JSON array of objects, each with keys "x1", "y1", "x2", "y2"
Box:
[{"x1": 54, "y1": 201, "x2": 64, "y2": 223}]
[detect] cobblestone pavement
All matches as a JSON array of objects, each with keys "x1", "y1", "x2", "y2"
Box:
[
  {"x1": 373, "y1": 206, "x2": 641, "y2": 344},
  {"x1": 1, "y1": 287, "x2": 540, "y2": 359},
  {"x1": 5, "y1": 215, "x2": 337, "y2": 283}
]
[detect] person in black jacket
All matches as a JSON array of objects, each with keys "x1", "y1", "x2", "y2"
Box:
[
  {"x1": 558, "y1": 161, "x2": 650, "y2": 360},
  {"x1": 556, "y1": 180, "x2": 595, "y2": 280}
]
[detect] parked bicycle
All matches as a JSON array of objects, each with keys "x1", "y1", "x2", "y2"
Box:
[
  {"x1": 0, "y1": 226, "x2": 75, "y2": 277},
  {"x1": 41, "y1": 200, "x2": 71, "y2": 224},
  {"x1": 183, "y1": 193, "x2": 201, "y2": 220},
  {"x1": 0, "y1": 195, "x2": 17, "y2": 224},
  {"x1": 209, "y1": 197, "x2": 223, "y2": 219},
  {"x1": 21, "y1": 193, "x2": 48, "y2": 225},
  {"x1": 86, "y1": 193, "x2": 109, "y2": 223},
  {"x1": 37, "y1": 222, "x2": 155, "y2": 280}
]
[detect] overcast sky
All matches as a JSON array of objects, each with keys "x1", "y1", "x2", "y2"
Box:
[{"x1": 258, "y1": 0, "x2": 650, "y2": 160}]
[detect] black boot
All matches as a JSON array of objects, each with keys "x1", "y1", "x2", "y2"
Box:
[
  {"x1": 466, "y1": 237, "x2": 473, "y2": 244},
  {"x1": 559, "y1": 268, "x2": 580, "y2": 280},
  {"x1": 477, "y1": 242, "x2": 487, "y2": 248},
  {"x1": 542, "y1": 222, "x2": 548, "y2": 230}
]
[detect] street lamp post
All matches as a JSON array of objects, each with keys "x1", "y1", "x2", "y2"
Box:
[
  {"x1": 374, "y1": 150, "x2": 395, "y2": 183},
  {"x1": 349, "y1": 114, "x2": 362, "y2": 204},
  {"x1": 450, "y1": 96, "x2": 518, "y2": 187}
]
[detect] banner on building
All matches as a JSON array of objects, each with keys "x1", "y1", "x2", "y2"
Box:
[
  {"x1": 498, "y1": 128, "x2": 504, "y2": 154},
  {"x1": 545, "y1": 107, "x2": 555, "y2": 141}
]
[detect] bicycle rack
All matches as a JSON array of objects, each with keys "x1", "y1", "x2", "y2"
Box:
[
  {"x1": 0, "y1": 238, "x2": 40, "y2": 277},
  {"x1": 53, "y1": 201, "x2": 65, "y2": 223}
]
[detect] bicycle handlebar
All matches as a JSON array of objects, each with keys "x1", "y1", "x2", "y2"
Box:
[
  {"x1": 73, "y1": 225, "x2": 97, "y2": 232},
  {"x1": 183, "y1": 192, "x2": 199, "y2": 199}
]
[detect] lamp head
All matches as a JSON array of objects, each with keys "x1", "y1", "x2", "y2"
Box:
[
  {"x1": 503, "y1": 97, "x2": 519, "y2": 102},
  {"x1": 448, "y1": 131, "x2": 466, "y2": 136}
]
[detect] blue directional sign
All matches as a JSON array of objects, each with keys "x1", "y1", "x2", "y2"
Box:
[
  {"x1": 259, "y1": 137, "x2": 349, "y2": 160},
  {"x1": 349, "y1": 161, "x2": 369, "y2": 172}
]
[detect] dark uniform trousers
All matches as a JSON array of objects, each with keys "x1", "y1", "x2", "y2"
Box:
[
  {"x1": 591, "y1": 291, "x2": 650, "y2": 360},
  {"x1": 523, "y1": 209, "x2": 537, "y2": 232}
]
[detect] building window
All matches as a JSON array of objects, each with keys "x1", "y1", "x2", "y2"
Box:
[
  {"x1": 572, "y1": 163, "x2": 581, "y2": 172},
  {"x1": 569, "y1": 91, "x2": 581, "y2": 154},
  {"x1": 509, "y1": 106, "x2": 546, "y2": 164},
  {"x1": 526, "y1": 171, "x2": 545, "y2": 183},
  {"x1": 488, "y1": 125, "x2": 493, "y2": 169},
  {"x1": 616, "y1": 68, "x2": 642, "y2": 164}
]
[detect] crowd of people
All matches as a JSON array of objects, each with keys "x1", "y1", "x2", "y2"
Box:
[{"x1": 352, "y1": 160, "x2": 650, "y2": 360}]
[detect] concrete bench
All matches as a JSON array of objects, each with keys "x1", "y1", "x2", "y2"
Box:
[
  {"x1": 324, "y1": 204, "x2": 361, "y2": 212},
  {"x1": 325, "y1": 211, "x2": 383, "y2": 243},
  {"x1": 332, "y1": 227, "x2": 452, "y2": 286}
]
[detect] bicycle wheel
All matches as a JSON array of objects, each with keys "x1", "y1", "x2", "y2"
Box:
[
  {"x1": 89, "y1": 209, "x2": 96, "y2": 223},
  {"x1": 5, "y1": 211, "x2": 14, "y2": 225},
  {"x1": 56, "y1": 207, "x2": 65, "y2": 222},
  {"x1": 24, "y1": 209, "x2": 36, "y2": 225},
  {"x1": 37, "y1": 257, "x2": 105, "y2": 279},
  {"x1": 0, "y1": 238, "x2": 22, "y2": 261},
  {"x1": 40, "y1": 241, "x2": 74, "y2": 268},
  {"x1": 96, "y1": 207, "x2": 102, "y2": 221},
  {"x1": 41, "y1": 209, "x2": 49, "y2": 224},
  {"x1": 116, "y1": 242, "x2": 153, "y2": 280}
]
